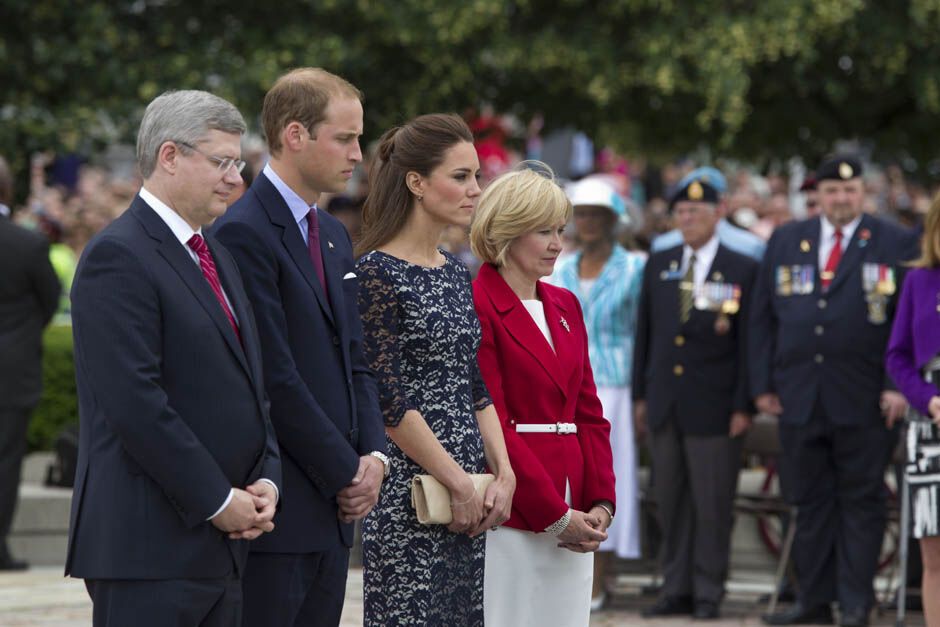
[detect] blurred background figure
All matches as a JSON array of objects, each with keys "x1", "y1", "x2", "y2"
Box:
[
  {"x1": 0, "y1": 154, "x2": 61, "y2": 570},
  {"x1": 549, "y1": 177, "x2": 645, "y2": 609}
]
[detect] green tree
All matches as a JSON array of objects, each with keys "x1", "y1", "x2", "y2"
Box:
[{"x1": 4, "y1": 0, "x2": 940, "y2": 183}]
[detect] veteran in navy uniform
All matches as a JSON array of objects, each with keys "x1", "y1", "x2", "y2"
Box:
[
  {"x1": 633, "y1": 174, "x2": 757, "y2": 620},
  {"x1": 752, "y1": 156, "x2": 919, "y2": 627}
]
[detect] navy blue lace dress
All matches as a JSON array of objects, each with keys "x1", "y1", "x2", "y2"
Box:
[{"x1": 357, "y1": 249, "x2": 491, "y2": 627}]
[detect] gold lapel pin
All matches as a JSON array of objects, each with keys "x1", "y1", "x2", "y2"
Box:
[
  {"x1": 560, "y1": 317, "x2": 570, "y2": 332},
  {"x1": 800, "y1": 239, "x2": 811, "y2": 252}
]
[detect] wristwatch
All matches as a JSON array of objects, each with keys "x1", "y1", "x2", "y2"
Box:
[{"x1": 369, "y1": 451, "x2": 391, "y2": 478}]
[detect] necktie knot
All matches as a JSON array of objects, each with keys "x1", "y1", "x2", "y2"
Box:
[
  {"x1": 187, "y1": 233, "x2": 208, "y2": 255},
  {"x1": 307, "y1": 208, "x2": 319, "y2": 232},
  {"x1": 834, "y1": 229, "x2": 843, "y2": 245}
]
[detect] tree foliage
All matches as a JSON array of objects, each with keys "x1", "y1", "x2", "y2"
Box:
[{"x1": 4, "y1": 0, "x2": 940, "y2": 181}]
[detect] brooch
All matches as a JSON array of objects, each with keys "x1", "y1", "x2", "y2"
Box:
[
  {"x1": 560, "y1": 317, "x2": 570, "y2": 332},
  {"x1": 328, "y1": 241, "x2": 335, "y2": 249}
]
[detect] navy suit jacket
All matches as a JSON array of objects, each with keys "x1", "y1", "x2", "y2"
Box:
[
  {"x1": 65, "y1": 196, "x2": 281, "y2": 580},
  {"x1": 749, "y1": 214, "x2": 919, "y2": 426},
  {"x1": 211, "y1": 172, "x2": 386, "y2": 551},
  {"x1": 633, "y1": 243, "x2": 757, "y2": 436}
]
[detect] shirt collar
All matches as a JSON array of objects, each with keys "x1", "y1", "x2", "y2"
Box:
[
  {"x1": 263, "y1": 162, "x2": 317, "y2": 224},
  {"x1": 683, "y1": 233, "x2": 720, "y2": 267},
  {"x1": 821, "y1": 214, "x2": 862, "y2": 243},
  {"x1": 139, "y1": 186, "x2": 201, "y2": 248}
]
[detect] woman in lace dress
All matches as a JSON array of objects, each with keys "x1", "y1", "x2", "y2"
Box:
[{"x1": 355, "y1": 113, "x2": 515, "y2": 626}]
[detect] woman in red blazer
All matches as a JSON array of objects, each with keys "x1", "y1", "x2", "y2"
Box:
[{"x1": 469, "y1": 163, "x2": 616, "y2": 627}]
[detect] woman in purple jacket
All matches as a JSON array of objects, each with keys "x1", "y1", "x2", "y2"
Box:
[{"x1": 886, "y1": 197, "x2": 940, "y2": 627}]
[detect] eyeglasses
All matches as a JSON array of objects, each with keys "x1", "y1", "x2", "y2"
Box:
[{"x1": 177, "y1": 141, "x2": 246, "y2": 174}]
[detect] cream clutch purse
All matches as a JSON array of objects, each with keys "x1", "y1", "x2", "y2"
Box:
[{"x1": 411, "y1": 474, "x2": 495, "y2": 525}]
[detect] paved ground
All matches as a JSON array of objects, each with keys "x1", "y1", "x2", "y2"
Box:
[{"x1": 0, "y1": 567, "x2": 924, "y2": 626}]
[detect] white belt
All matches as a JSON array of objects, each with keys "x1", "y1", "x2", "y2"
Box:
[{"x1": 515, "y1": 422, "x2": 578, "y2": 435}]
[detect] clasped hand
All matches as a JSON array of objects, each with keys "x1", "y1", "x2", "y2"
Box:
[
  {"x1": 447, "y1": 473, "x2": 515, "y2": 538},
  {"x1": 557, "y1": 508, "x2": 609, "y2": 553},
  {"x1": 211, "y1": 480, "x2": 277, "y2": 540},
  {"x1": 337, "y1": 455, "x2": 385, "y2": 523}
]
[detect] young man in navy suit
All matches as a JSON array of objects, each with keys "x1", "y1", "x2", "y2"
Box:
[
  {"x1": 67, "y1": 90, "x2": 282, "y2": 626},
  {"x1": 212, "y1": 68, "x2": 388, "y2": 627}
]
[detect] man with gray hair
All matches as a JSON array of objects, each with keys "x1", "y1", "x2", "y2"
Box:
[{"x1": 66, "y1": 90, "x2": 282, "y2": 626}]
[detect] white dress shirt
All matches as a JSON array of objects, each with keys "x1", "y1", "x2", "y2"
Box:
[
  {"x1": 818, "y1": 214, "x2": 861, "y2": 269},
  {"x1": 681, "y1": 234, "x2": 720, "y2": 291},
  {"x1": 138, "y1": 186, "x2": 278, "y2": 519}
]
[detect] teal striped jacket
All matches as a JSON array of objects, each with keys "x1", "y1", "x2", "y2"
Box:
[{"x1": 549, "y1": 246, "x2": 646, "y2": 387}]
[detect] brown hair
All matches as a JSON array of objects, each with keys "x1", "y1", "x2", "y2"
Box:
[
  {"x1": 356, "y1": 113, "x2": 474, "y2": 256},
  {"x1": 261, "y1": 67, "x2": 362, "y2": 157},
  {"x1": 911, "y1": 192, "x2": 940, "y2": 268}
]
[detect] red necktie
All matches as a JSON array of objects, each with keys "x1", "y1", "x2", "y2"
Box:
[
  {"x1": 821, "y1": 229, "x2": 843, "y2": 290},
  {"x1": 307, "y1": 209, "x2": 328, "y2": 293},
  {"x1": 187, "y1": 234, "x2": 241, "y2": 343}
]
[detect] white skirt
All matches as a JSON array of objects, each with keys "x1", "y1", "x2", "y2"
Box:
[
  {"x1": 596, "y1": 385, "x2": 641, "y2": 558},
  {"x1": 484, "y1": 526, "x2": 593, "y2": 627}
]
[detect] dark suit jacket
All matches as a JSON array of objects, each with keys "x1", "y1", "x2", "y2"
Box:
[
  {"x1": 474, "y1": 263, "x2": 615, "y2": 532},
  {"x1": 749, "y1": 214, "x2": 919, "y2": 426},
  {"x1": 65, "y1": 196, "x2": 281, "y2": 579},
  {"x1": 0, "y1": 216, "x2": 60, "y2": 409},
  {"x1": 633, "y1": 243, "x2": 757, "y2": 436},
  {"x1": 211, "y1": 172, "x2": 386, "y2": 552}
]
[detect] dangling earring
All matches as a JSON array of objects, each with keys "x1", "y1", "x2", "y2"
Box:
[{"x1": 417, "y1": 195, "x2": 423, "y2": 202}]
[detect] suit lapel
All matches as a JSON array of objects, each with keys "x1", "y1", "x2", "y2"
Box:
[
  {"x1": 254, "y1": 175, "x2": 335, "y2": 326},
  {"x1": 131, "y1": 199, "x2": 252, "y2": 379},
  {"x1": 538, "y1": 281, "x2": 577, "y2": 395},
  {"x1": 208, "y1": 237, "x2": 260, "y2": 386},
  {"x1": 480, "y1": 264, "x2": 567, "y2": 395},
  {"x1": 320, "y1": 219, "x2": 345, "y2": 334}
]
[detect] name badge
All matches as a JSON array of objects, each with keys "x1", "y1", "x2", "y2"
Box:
[{"x1": 776, "y1": 264, "x2": 814, "y2": 296}]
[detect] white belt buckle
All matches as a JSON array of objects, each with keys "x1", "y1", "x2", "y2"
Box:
[{"x1": 556, "y1": 422, "x2": 576, "y2": 435}]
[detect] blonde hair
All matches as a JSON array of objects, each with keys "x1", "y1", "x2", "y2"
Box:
[
  {"x1": 470, "y1": 162, "x2": 572, "y2": 267},
  {"x1": 911, "y1": 191, "x2": 940, "y2": 268}
]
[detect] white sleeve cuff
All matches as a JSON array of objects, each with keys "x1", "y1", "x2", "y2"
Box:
[
  {"x1": 207, "y1": 488, "x2": 234, "y2": 521},
  {"x1": 258, "y1": 478, "x2": 280, "y2": 505}
]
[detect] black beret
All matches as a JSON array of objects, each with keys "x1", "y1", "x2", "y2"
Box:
[
  {"x1": 816, "y1": 155, "x2": 863, "y2": 182},
  {"x1": 670, "y1": 178, "x2": 720, "y2": 209}
]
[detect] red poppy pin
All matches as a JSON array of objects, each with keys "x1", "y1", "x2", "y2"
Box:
[{"x1": 859, "y1": 228, "x2": 871, "y2": 247}]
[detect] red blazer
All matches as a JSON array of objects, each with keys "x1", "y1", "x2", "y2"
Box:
[{"x1": 473, "y1": 263, "x2": 616, "y2": 532}]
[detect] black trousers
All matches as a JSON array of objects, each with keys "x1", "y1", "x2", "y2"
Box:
[
  {"x1": 242, "y1": 546, "x2": 349, "y2": 627},
  {"x1": 649, "y1": 419, "x2": 743, "y2": 603},
  {"x1": 86, "y1": 574, "x2": 242, "y2": 627},
  {"x1": 778, "y1": 405, "x2": 893, "y2": 611},
  {"x1": 0, "y1": 407, "x2": 30, "y2": 552}
]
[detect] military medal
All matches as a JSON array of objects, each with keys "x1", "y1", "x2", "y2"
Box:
[
  {"x1": 714, "y1": 312, "x2": 731, "y2": 335},
  {"x1": 866, "y1": 293, "x2": 887, "y2": 324},
  {"x1": 776, "y1": 266, "x2": 792, "y2": 296},
  {"x1": 858, "y1": 228, "x2": 871, "y2": 248},
  {"x1": 877, "y1": 265, "x2": 896, "y2": 295}
]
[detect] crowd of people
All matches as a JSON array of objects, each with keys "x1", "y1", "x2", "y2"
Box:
[{"x1": 1, "y1": 64, "x2": 939, "y2": 627}]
